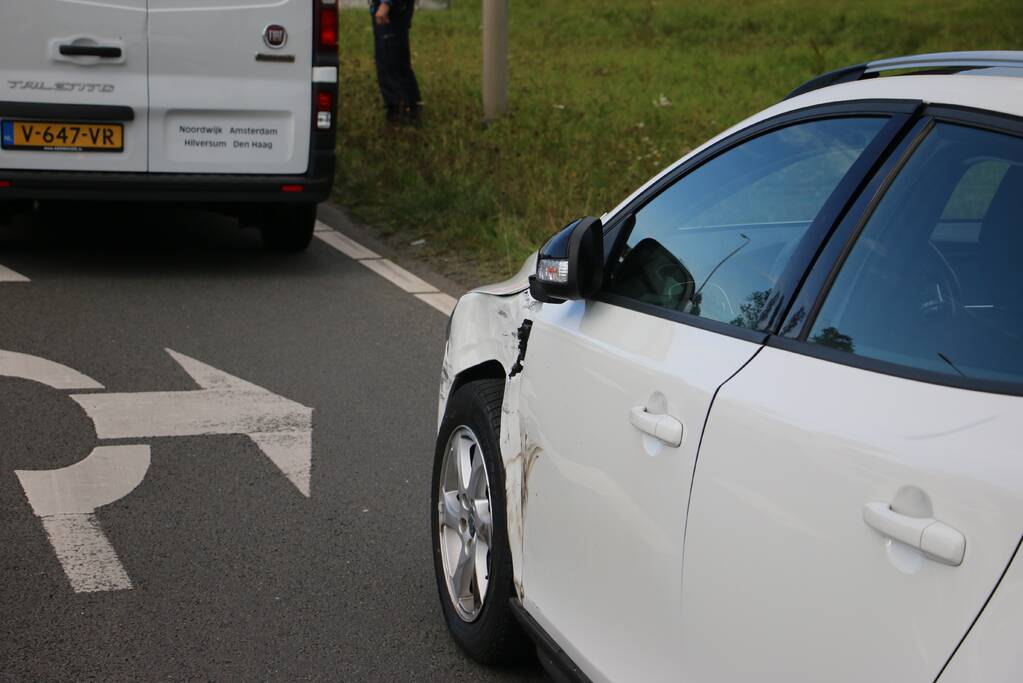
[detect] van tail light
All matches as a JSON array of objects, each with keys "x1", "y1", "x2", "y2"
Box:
[
  {"x1": 319, "y1": 1, "x2": 338, "y2": 50},
  {"x1": 314, "y1": 0, "x2": 338, "y2": 140},
  {"x1": 0, "y1": 180, "x2": 11, "y2": 189},
  {"x1": 280, "y1": 184, "x2": 305, "y2": 193},
  {"x1": 315, "y1": 90, "x2": 333, "y2": 129}
]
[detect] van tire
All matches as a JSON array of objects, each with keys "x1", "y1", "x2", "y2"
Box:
[{"x1": 260, "y1": 204, "x2": 316, "y2": 252}]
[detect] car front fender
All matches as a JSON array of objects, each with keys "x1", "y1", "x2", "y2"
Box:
[{"x1": 439, "y1": 286, "x2": 541, "y2": 596}]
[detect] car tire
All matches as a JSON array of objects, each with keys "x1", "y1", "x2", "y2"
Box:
[
  {"x1": 432, "y1": 379, "x2": 532, "y2": 665},
  {"x1": 260, "y1": 204, "x2": 316, "y2": 252}
]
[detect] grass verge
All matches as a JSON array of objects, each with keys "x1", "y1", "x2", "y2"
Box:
[{"x1": 333, "y1": 0, "x2": 1022, "y2": 285}]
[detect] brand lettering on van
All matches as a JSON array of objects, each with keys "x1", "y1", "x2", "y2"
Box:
[{"x1": 7, "y1": 80, "x2": 114, "y2": 93}]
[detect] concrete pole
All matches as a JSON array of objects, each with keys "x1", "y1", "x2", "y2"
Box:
[{"x1": 482, "y1": 0, "x2": 508, "y2": 121}]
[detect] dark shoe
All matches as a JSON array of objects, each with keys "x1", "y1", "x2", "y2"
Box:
[{"x1": 401, "y1": 103, "x2": 422, "y2": 127}]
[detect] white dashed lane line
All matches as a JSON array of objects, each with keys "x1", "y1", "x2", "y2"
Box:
[
  {"x1": 314, "y1": 221, "x2": 457, "y2": 316},
  {"x1": 0, "y1": 264, "x2": 29, "y2": 282}
]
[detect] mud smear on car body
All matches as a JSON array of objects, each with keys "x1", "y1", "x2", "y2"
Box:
[{"x1": 505, "y1": 435, "x2": 542, "y2": 599}]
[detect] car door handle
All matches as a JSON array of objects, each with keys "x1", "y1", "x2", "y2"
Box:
[
  {"x1": 862, "y1": 502, "x2": 966, "y2": 566},
  {"x1": 629, "y1": 407, "x2": 683, "y2": 447},
  {"x1": 59, "y1": 44, "x2": 122, "y2": 59}
]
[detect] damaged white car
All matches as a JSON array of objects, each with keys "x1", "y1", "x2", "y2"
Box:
[{"x1": 432, "y1": 51, "x2": 1023, "y2": 683}]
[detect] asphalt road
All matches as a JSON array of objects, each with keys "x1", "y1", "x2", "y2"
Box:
[{"x1": 0, "y1": 204, "x2": 544, "y2": 681}]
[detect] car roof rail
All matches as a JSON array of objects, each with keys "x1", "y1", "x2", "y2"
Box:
[{"x1": 785, "y1": 51, "x2": 1023, "y2": 100}]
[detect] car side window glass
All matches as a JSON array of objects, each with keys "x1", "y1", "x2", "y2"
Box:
[
  {"x1": 808, "y1": 122, "x2": 1023, "y2": 385},
  {"x1": 606, "y1": 117, "x2": 888, "y2": 329}
]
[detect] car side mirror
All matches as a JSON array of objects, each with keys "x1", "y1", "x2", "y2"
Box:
[{"x1": 529, "y1": 216, "x2": 604, "y2": 303}]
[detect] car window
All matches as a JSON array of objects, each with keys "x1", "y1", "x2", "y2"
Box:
[
  {"x1": 808, "y1": 122, "x2": 1023, "y2": 385},
  {"x1": 606, "y1": 117, "x2": 888, "y2": 329}
]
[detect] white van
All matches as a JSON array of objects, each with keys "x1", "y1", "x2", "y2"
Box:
[{"x1": 0, "y1": 0, "x2": 339, "y2": 250}]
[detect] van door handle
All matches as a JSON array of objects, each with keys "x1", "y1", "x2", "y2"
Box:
[
  {"x1": 59, "y1": 44, "x2": 122, "y2": 59},
  {"x1": 862, "y1": 502, "x2": 966, "y2": 566},
  {"x1": 629, "y1": 407, "x2": 683, "y2": 447}
]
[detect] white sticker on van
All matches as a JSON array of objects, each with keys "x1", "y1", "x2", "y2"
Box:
[{"x1": 165, "y1": 112, "x2": 293, "y2": 164}]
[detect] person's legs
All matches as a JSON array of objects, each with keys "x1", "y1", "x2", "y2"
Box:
[
  {"x1": 373, "y1": 4, "x2": 422, "y2": 123},
  {"x1": 372, "y1": 14, "x2": 404, "y2": 121},
  {"x1": 396, "y1": 5, "x2": 422, "y2": 113}
]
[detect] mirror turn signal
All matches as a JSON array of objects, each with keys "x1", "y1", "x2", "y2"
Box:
[{"x1": 529, "y1": 216, "x2": 604, "y2": 303}]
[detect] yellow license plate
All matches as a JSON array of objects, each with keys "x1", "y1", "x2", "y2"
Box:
[{"x1": 1, "y1": 120, "x2": 123, "y2": 152}]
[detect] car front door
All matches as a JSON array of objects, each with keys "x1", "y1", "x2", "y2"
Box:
[
  {"x1": 0, "y1": 0, "x2": 149, "y2": 172},
  {"x1": 680, "y1": 113, "x2": 1023, "y2": 681},
  {"x1": 518, "y1": 111, "x2": 901, "y2": 682}
]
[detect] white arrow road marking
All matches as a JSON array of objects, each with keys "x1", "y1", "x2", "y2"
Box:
[
  {"x1": 0, "y1": 264, "x2": 29, "y2": 282},
  {"x1": 5, "y1": 348, "x2": 314, "y2": 592},
  {"x1": 70, "y1": 349, "x2": 314, "y2": 497},
  {"x1": 0, "y1": 350, "x2": 104, "y2": 390},
  {"x1": 16, "y1": 445, "x2": 150, "y2": 593}
]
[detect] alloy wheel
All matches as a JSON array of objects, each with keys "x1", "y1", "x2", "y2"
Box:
[{"x1": 437, "y1": 426, "x2": 493, "y2": 622}]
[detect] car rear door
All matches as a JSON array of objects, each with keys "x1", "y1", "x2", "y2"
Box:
[
  {"x1": 679, "y1": 112, "x2": 1023, "y2": 681},
  {"x1": 147, "y1": 0, "x2": 313, "y2": 174},
  {"x1": 518, "y1": 110, "x2": 904, "y2": 682},
  {"x1": 0, "y1": 0, "x2": 148, "y2": 172}
]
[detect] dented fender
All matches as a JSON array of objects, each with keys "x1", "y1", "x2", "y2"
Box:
[{"x1": 438, "y1": 281, "x2": 542, "y2": 596}]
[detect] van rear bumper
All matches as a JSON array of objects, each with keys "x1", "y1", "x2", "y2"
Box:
[{"x1": 0, "y1": 152, "x2": 335, "y2": 204}]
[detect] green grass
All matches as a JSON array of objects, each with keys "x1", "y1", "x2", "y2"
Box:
[{"x1": 333, "y1": 0, "x2": 1022, "y2": 284}]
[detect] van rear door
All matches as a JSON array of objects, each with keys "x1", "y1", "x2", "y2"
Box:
[
  {"x1": 0, "y1": 0, "x2": 149, "y2": 172},
  {"x1": 147, "y1": 0, "x2": 313, "y2": 175}
]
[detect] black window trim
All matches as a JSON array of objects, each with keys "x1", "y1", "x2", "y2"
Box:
[
  {"x1": 593, "y1": 98, "x2": 922, "y2": 345},
  {"x1": 770, "y1": 103, "x2": 1023, "y2": 397},
  {"x1": 777, "y1": 116, "x2": 936, "y2": 340}
]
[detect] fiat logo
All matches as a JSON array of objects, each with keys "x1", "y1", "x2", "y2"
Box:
[{"x1": 263, "y1": 24, "x2": 288, "y2": 49}]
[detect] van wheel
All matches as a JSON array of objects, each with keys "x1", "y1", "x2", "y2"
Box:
[
  {"x1": 432, "y1": 379, "x2": 532, "y2": 664},
  {"x1": 260, "y1": 204, "x2": 316, "y2": 252}
]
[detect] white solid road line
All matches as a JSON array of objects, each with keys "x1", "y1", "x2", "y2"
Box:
[
  {"x1": 316, "y1": 227, "x2": 380, "y2": 260},
  {"x1": 0, "y1": 264, "x2": 29, "y2": 282},
  {"x1": 314, "y1": 220, "x2": 457, "y2": 316},
  {"x1": 361, "y1": 258, "x2": 436, "y2": 294},
  {"x1": 415, "y1": 292, "x2": 460, "y2": 316}
]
